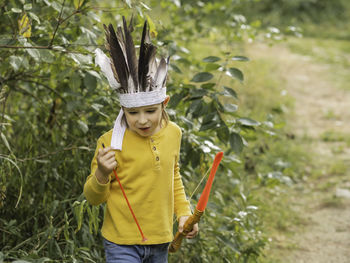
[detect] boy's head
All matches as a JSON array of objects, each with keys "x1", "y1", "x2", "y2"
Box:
[
  {"x1": 123, "y1": 96, "x2": 170, "y2": 137},
  {"x1": 95, "y1": 16, "x2": 170, "y2": 149}
]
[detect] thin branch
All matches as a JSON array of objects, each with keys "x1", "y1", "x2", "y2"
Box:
[
  {"x1": 49, "y1": 0, "x2": 66, "y2": 48},
  {"x1": 59, "y1": 9, "x2": 80, "y2": 25},
  {"x1": 0, "y1": 45, "x2": 49, "y2": 49},
  {"x1": 0, "y1": 44, "x2": 91, "y2": 54}
]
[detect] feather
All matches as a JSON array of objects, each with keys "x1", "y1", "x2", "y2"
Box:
[
  {"x1": 122, "y1": 16, "x2": 139, "y2": 92},
  {"x1": 138, "y1": 21, "x2": 148, "y2": 91},
  {"x1": 144, "y1": 45, "x2": 157, "y2": 92},
  {"x1": 103, "y1": 24, "x2": 120, "y2": 85},
  {"x1": 153, "y1": 57, "x2": 168, "y2": 89},
  {"x1": 116, "y1": 26, "x2": 126, "y2": 61},
  {"x1": 138, "y1": 21, "x2": 158, "y2": 92},
  {"x1": 94, "y1": 48, "x2": 121, "y2": 90},
  {"x1": 106, "y1": 23, "x2": 129, "y2": 92}
]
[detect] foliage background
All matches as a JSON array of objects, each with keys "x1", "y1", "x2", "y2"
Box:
[{"x1": 1, "y1": 0, "x2": 349, "y2": 262}]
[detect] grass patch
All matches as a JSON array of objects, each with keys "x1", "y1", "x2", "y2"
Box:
[
  {"x1": 319, "y1": 196, "x2": 346, "y2": 209},
  {"x1": 321, "y1": 130, "x2": 350, "y2": 144},
  {"x1": 323, "y1": 109, "x2": 339, "y2": 120},
  {"x1": 287, "y1": 37, "x2": 350, "y2": 91},
  {"x1": 256, "y1": 186, "x2": 308, "y2": 263},
  {"x1": 327, "y1": 160, "x2": 348, "y2": 176},
  {"x1": 236, "y1": 41, "x2": 312, "y2": 262}
]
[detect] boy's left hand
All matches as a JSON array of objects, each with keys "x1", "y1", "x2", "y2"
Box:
[{"x1": 178, "y1": 216, "x2": 199, "y2": 239}]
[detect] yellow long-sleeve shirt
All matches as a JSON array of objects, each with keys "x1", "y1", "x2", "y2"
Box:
[{"x1": 83, "y1": 121, "x2": 192, "y2": 245}]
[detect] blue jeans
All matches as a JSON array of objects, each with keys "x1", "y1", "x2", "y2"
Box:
[{"x1": 103, "y1": 239, "x2": 169, "y2": 263}]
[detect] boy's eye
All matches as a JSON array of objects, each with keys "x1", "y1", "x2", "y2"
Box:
[
  {"x1": 146, "y1": 110, "x2": 156, "y2": 113},
  {"x1": 128, "y1": 111, "x2": 138, "y2": 115}
]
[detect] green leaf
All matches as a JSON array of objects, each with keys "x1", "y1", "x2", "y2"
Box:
[
  {"x1": 39, "y1": 49, "x2": 54, "y2": 63},
  {"x1": 179, "y1": 116, "x2": 193, "y2": 129},
  {"x1": 223, "y1": 86, "x2": 238, "y2": 99},
  {"x1": 87, "y1": 11, "x2": 101, "y2": 22},
  {"x1": 91, "y1": 104, "x2": 109, "y2": 118},
  {"x1": 11, "y1": 8, "x2": 22, "y2": 13},
  {"x1": 232, "y1": 56, "x2": 249, "y2": 61},
  {"x1": 200, "y1": 113, "x2": 218, "y2": 131},
  {"x1": 170, "y1": 64, "x2": 182, "y2": 73},
  {"x1": 73, "y1": 200, "x2": 86, "y2": 232},
  {"x1": 191, "y1": 72, "x2": 213, "y2": 82},
  {"x1": 168, "y1": 93, "x2": 183, "y2": 108},
  {"x1": 230, "y1": 132, "x2": 244, "y2": 154},
  {"x1": 124, "y1": 0, "x2": 132, "y2": 7},
  {"x1": 64, "y1": 212, "x2": 70, "y2": 241},
  {"x1": 70, "y1": 53, "x2": 92, "y2": 65},
  {"x1": 188, "y1": 100, "x2": 208, "y2": 118},
  {"x1": 224, "y1": 103, "x2": 238, "y2": 113},
  {"x1": 23, "y1": 4, "x2": 32, "y2": 10},
  {"x1": 201, "y1": 83, "x2": 216, "y2": 90},
  {"x1": 78, "y1": 120, "x2": 89, "y2": 134},
  {"x1": 51, "y1": 1, "x2": 62, "y2": 12},
  {"x1": 190, "y1": 88, "x2": 208, "y2": 99},
  {"x1": 188, "y1": 100, "x2": 202, "y2": 114},
  {"x1": 216, "y1": 125, "x2": 230, "y2": 143},
  {"x1": 203, "y1": 56, "x2": 221, "y2": 62},
  {"x1": 200, "y1": 121, "x2": 218, "y2": 131},
  {"x1": 87, "y1": 70, "x2": 101, "y2": 80},
  {"x1": 205, "y1": 63, "x2": 221, "y2": 72},
  {"x1": 9, "y1": 56, "x2": 23, "y2": 71},
  {"x1": 43, "y1": 0, "x2": 51, "y2": 6},
  {"x1": 28, "y1": 12, "x2": 40, "y2": 24},
  {"x1": 237, "y1": 117, "x2": 260, "y2": 126},
  {"x1": 73, "y1": 0, "x2": 84, "y2": 9},
  {"x1": 227, "y1": 67, "x2": 244, "y2": 82},
  {"x1": 84, "y1": 73, "x2": 97, "y2": 91},
  {"x1": 70, "y1": 73, "x2": 81, "y2": 89},
  {"x1": 24, "y1": 44, "x2": 40, "y2": 61},
  {"x1": 146, "y1": 14, "x2": 157, "y2": 37},
  {"x1": 1, "y1": 133, "x2": 12, "y2": 153},
  {"x1": 140, "y1": 2, "x2": 151, "y2": 10}
]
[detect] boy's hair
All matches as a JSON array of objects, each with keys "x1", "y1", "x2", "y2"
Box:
[{"x1": 161, "y1": 104, "x2": 169, "y2": 124}]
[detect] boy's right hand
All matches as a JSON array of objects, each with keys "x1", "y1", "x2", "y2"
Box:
[{"x1": 95, "y1": 146, "x2": 117, "y2": 184}]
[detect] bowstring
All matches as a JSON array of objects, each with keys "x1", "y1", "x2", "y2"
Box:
[
  {"x1": 173, "y1": 166, "x2": 211, "y2": 225},
  {"x1": 188, "y1": 166, "x2": 211, "y2": 203}
]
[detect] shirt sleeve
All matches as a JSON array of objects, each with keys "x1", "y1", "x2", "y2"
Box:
[
  {"x1": 83, "y1": 137, "x2": 111, "y2": 205},
  {"x1": 173, "y1": 129, "x2": 192, "y2": 220}
]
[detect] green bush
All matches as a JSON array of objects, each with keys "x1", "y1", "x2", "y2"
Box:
[{"x1": 0, "y1": 0, "x2": 310, "y2": 262}]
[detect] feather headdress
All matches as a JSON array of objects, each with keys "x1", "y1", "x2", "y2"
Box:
[
  {"x1": 94, "y1": 17, "x2": 169, "y2": 150},
  {"x1": 95, "y1": 16, "x2": 169, "y2": 105}
]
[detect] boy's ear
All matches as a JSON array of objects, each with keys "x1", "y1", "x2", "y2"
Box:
[{"x1": 163, "y1": 96, "x2": 170, "y2": 107}]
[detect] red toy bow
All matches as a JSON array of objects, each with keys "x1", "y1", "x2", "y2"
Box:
[{"x1": 169, "y1": 151, "x2": 224, "y2": 252}]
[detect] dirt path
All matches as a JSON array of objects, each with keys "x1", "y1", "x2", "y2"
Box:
[{"x1": 248, "y1": 41, "x2": 350, "y2": 262}]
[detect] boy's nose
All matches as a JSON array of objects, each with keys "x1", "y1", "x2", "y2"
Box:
[{"x1": 138, "y1": 113, "x2": 147, "y2": 124}]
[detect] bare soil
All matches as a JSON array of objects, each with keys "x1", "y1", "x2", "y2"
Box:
[{"x1": 248, "y1": 41, "x2": 350, "y2": 263}]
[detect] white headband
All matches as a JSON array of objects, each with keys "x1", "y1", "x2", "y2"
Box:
[{"x1": 119, "y1": 88, "x2": 167, "y2": 108}]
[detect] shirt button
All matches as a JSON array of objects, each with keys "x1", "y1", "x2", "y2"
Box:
[
  {"x1": 156, "y1": 156, "x2": 159, "y2": 161},
  {"x1": 153, "y1": 146, "x2": 156, "y2": 151}
]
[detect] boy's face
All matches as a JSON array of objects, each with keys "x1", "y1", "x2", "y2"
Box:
[{"x1": 124, "y1": 103, "x2": 164, "y2": 137}]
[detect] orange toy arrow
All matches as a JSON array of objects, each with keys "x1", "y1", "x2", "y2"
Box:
[
  {"x1": 168, "y1": 151, "x2": 224, "y2": 253},
  {"x1": 102, "y1": 143, "x2": 147, "y2": 242}
]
